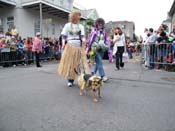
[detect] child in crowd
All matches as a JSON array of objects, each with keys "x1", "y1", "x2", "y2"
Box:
[
  {"x1": 127, "y1": 41, "x2": 135, "y2": 59},
  {"x1": 17, "y1": 39, "x2": 25, "y2": 58},
  {"x1": 17, "y1": 39, "x2": 27, "y2": 65},
  {"x1": 25, "y1": 37, "x2": 33, "y2": 64}
]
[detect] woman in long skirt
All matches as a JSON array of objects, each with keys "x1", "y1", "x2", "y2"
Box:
[{"x1": 58, "y1": 11, "x2": 88, "y2": 87}]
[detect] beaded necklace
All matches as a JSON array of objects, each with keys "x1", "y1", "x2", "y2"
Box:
[{"x1": 68, "y1": 23, "x2": 81, "y2": 37}]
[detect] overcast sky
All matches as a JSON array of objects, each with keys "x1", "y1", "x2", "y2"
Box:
[{"x1": 74, "y1": 0, "x2": 174, "y2": 35}]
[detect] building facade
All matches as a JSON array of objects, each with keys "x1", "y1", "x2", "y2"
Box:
[
  {"x1": 168, "y1": 0, "x2": 175, "y2": 31},
  {"x1": 0, "y1": 0, "x2": 74, "y2": 38},
  {"x1": 105, "y1": 21, "x2": 135, "y2": 40},
  {"x1": 85, "y1": 9, "x2": 99, "y2": 33}
]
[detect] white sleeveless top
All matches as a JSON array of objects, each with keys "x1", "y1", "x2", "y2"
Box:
[
  {"x1": 61, "y1": 22, "x2": 85, "y2": 46},
  {"x1": 113, "y1": 34, "x2": 125, "y2": 55}
]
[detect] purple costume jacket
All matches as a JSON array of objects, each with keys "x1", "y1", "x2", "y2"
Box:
[{"x1": 87, "y1": 28, "x2": 113, "y2": 62}]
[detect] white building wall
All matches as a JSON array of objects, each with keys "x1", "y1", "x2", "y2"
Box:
[
  {"x1": 41, "y1": 11, "x2": 67, "y2": 38},
  {"x1": 0, "y1": 7, "x2": 17, "y2": 32},
  {"x1": 16, "y1": 7, "x2": 68, "y2": 38},
  {"x1": 0, "y1": 6, "x2": 68, "y2": 38},
  {"x1": 15, "y1": 8, "x2": 36, "y2": 37}
]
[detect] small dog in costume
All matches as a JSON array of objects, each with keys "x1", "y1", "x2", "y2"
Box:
[{"x1": 75, "y1": 69, "x2": 103, "y2": 103}]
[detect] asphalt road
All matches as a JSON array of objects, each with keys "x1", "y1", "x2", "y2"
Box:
[{"x1": 0, "y1": 61, "x2": 175, "y2": 131}]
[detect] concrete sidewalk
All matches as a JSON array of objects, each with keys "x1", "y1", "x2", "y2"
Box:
[{"x1": 104, "y1": 60, "x2": 175, "y2": 86}]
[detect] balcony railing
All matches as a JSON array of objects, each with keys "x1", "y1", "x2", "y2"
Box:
[{"x1": 21, "y1": 0, "x2": 74, "y2": 11}]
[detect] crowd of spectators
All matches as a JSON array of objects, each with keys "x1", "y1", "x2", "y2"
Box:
[
  {"x1": 141, "y1": 24, "x2": 175, "y2": 70},
  {"x1": 0, "y1": 27, "x2": 62, "y2": 67},
  {"x1": 1, "y1": 24, "x2": 175, "y2": 71}
]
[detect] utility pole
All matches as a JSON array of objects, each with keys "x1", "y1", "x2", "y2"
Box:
[{"x1": 39, "y1": 2, "x2": 43, "y2": 37}]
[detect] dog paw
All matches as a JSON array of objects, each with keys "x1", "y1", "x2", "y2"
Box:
[
  {"x1": 93, "y1": 99, "x2": 98, "y2": 103},
  {"x1": 80, "y1": 92, "x2": 83, "y2": 96}
]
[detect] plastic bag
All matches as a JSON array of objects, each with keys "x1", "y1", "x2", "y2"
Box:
[{"x1": 122, "y1": 52, "x2": 129, "y2": 63}]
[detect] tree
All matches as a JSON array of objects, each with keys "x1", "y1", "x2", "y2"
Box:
[{"x1": 86, "y1": 18, "x2": 94, "y2": 27}]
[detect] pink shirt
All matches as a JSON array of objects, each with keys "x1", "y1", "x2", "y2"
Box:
[
  {"x1": 32, "y1": 37, "x2": 42, "y2": 52},
  {"x1": 0, "y1": 42, "x2": 5, "y2": 48}
]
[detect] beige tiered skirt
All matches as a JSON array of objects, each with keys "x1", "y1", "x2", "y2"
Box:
[{"x1": 58, "y1": 44, "x2": 88, "y2": 80}]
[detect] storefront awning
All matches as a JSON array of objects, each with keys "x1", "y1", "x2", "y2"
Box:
[
  {"x1": 0, "y1": 0, "x2": 16, "y2": 8},
  {"x1": 22, "y1": 1, "x2": 70, "y2": 19}
]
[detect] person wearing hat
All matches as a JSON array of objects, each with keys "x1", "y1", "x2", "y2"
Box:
[
  {"x1": 87, "y1": 18, "x2": 112, "y2": 82},
  {"x1": 32, "y1": 32, "x2": 42, "y2": 67}
]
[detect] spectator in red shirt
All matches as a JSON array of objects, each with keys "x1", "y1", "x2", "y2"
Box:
[
  {"x1": 25, "y1": 37, "x2": 33, "y2": 51},
  {"x1": 0, "y1": 39, "x2": 5, "y2": 48},
  {"x1": 32, "y1": 32, "x2": 42, "y2": 67}
]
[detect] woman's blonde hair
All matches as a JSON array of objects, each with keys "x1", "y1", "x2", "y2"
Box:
[{"x1": 69, "y1": 10, "x2": 81, "y2": 23}]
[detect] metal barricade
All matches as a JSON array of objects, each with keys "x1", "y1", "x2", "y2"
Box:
[
  {"x1": 0, "y1": 46, "x2": 58, "y2": 67},
  {"x1": 0, "y1": 48, "x2": 11, "y2": 66},
  {"x1": 143, "y1": 42, "x2": 175, "y2": 69},
  {"x1": 0, "y1": 50, "x2": 34, "y2": 66}
]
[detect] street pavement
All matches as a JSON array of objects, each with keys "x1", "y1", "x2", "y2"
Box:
[{"x1": 0, "y1": 60, "x2": 175, "y2": 131}]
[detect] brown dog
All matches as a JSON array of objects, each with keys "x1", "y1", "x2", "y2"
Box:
[{"x1": 77, "y1": 73, "x2": 103, "y2": 103}]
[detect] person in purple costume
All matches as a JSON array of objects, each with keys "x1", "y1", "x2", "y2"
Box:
[{"x1": 86, "y1": 18, "x2": 113, "y2": 82}]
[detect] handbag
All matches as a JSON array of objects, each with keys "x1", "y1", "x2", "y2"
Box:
[{"x1": 122, "y1": 52, "x2": 129, "y2": 63}]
